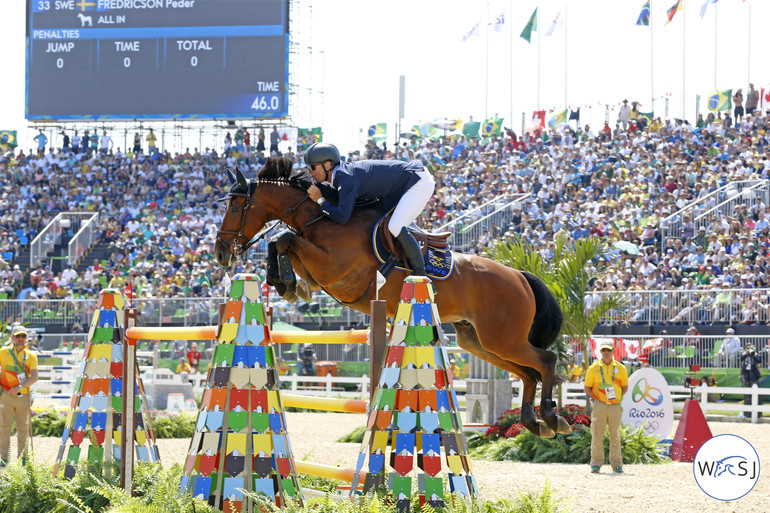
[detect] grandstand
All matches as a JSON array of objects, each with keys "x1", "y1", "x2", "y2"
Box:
[{"x1": 1, "y1": 99, "x2": 769, "y2": 353}]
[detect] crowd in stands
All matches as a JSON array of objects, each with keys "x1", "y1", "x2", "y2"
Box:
[{"x1": 1, "y1": 94, "x2": 770, "y2": 326}]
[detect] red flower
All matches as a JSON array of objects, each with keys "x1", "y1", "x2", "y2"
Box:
[{"x1": 504, "y1": 424, "x2": 526, "y2": 438}]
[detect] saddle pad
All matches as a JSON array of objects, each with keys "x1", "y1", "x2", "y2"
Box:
[{"x1": 372, "y1": 216, "x2": 454, "y2": 280}]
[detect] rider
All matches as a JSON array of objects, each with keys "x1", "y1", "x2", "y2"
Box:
[{"x1": 304, "y1": 142, "x2": 435, "y2": 283}]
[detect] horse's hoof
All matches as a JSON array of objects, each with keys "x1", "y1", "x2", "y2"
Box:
[
  {"x1": 555, "y1": 416, "x2": 572, "y2": 434},
  {"x1": 295, "y1": 279, "x2": 312, "y2": 301},
  {"x1": 537, "y1": 421, "x2": 555, "y2": 438}
]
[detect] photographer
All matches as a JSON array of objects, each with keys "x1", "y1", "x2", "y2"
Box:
[
  {"x1": 740, "y1": 345, "x2": 762, "y2": 418},
  {"x1": 298, "y1": 343, "x2": 316, "y2": 377}
]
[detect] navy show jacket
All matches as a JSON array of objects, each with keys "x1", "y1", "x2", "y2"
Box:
[{"x1": 319, "y1": 159, "x2": 424, "y2": 224}]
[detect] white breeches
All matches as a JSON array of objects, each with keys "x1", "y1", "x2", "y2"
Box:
[{"x1": 388, "y1": 168, "x2": 435, "y2": 236}]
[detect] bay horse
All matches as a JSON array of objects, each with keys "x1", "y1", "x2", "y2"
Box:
[{"x1": 214, "y1": 157, "x2": 570, "y2": 437}]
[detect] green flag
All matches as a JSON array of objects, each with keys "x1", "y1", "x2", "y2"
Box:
[
  {"x1": 311, "y1": 127, "x2": 322, "y2": 142},
  {"x1": 520, "y1": 7, "x2": 538, "y2": 43},
  {"x1": 367, "y1": 123, "x2": 387, "y2": 141},
  {"x1": 0, "y1": 130, "x2": 17, "y2": 152},
  {"x1": 462, "y1": 121, "x2": 480, "y2": 138}
]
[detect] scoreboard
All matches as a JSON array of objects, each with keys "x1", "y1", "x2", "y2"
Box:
[{"x1": 26, "y1": 0, "x2": 289, "y2": 120}]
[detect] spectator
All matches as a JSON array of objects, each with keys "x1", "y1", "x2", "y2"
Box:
[
  {"x1": 186, "y1": 342, "x2": 202, "y2": 372},
  {"x1": 715, "y1": 327, "x2": 741, "y2": 367},
  {"x1": 175, "y1": 357, "x2": 192, "y2": 374}
]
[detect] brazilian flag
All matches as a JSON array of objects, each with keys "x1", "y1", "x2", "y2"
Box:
[
  {"x1": 708, "y1": 90, "x2": 732, "y2": 112},
  {"x1": 639, "y1": 112, "x2": 654, "y2": 124},
  {"x1": 367, "y1": 123, "x2": 387, "y2": 141},
  {"x1": 481, "y1": 118, "x2": 504, "y2": 137},
  {"x1": 0, "y1": 130, "x2": 17, "y2": 152}
]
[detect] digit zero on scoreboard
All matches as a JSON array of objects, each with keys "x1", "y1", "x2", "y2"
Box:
[{"x1": 26, "y1": 0, "x2": 289, "y2": 120}]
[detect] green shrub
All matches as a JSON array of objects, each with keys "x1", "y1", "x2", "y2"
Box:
[
  {"x1": 337, "y1": 425, "x2": 366, "y2": 443},
  {"x1": 149, "y1": 412, "x2": 196, "y2": 438},
  {"x1": 471, "y1": 425, "x2": 668, "y2": 465},
  {"x1": 27, "y1": 408, "x2": 196, "y2": 439}
]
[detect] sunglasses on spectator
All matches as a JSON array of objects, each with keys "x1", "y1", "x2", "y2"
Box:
[{"x1": 14, "y1": 334, "x2": 27, "y2": 339}]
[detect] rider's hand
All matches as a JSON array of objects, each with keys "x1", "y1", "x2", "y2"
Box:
[{"x1": 307, "y1": 185, "x2": 322, "y2": 202}]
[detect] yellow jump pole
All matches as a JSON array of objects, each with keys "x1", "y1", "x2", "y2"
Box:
[
  {"x1": 294, "y1": 461, "x2": 355, "y2": 483},
  {"x1": 124, "y1": 326, "x2": 369, "y2": 344},
  {"x1": 282, "y1": 394, "x2": 368, "y2": 414}
]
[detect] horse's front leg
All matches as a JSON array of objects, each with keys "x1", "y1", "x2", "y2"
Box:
[{"x1": 274, "y1": 232, "x2": 316, "y2": 302}]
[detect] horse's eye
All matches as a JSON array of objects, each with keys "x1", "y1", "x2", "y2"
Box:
[{"x1": 231, "y1": 206, "x2": 240, "y2": 214}]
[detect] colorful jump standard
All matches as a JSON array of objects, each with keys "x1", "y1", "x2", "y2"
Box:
[
  {"x1": 351, "y1": 276, "x2": 478, "y2": 512},
  {"x1": 180, "y1": 274, "x2": 304, "y2": 513},
  {"x1": 52, "y1": 289, "x2": 160, "y2": 482}
]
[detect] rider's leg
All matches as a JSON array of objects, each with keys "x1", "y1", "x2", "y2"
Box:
[
  {"x1": 388, "y1": 168, "x2": 436, "y2": 291},
  {"x1": 396, "y1": 227, "x2": 428, "y2": 276}
]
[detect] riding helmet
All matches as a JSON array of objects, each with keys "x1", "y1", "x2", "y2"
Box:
[{"x1": 304, "y1": 142, "x2": 340, "y2": 167}]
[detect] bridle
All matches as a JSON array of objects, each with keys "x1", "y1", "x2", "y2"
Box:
[
  {"x1": 216, "y1": 180, "x2": 320, "y2": 257},
  {"x1": 216, "y1": 189, "x2": 258, "y2": 257}
]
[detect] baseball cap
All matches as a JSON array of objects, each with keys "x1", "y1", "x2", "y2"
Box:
[
  {"x1": 600, "y1": 341, "x2": 615, "y2": 350},
  {"x1": 11, "y1": 325, "x2": 28, "y2": 336},
  {"x1": 726, "y1": 328, "x2": 735, "y2": 334}
]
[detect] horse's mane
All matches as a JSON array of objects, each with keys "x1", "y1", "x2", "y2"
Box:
[
  {"x1": 254, "y1": 156, "x2": 381, "y2": 209},
  {"x1": 255, "y1": 156, "x2": 343, "y2": 202}
]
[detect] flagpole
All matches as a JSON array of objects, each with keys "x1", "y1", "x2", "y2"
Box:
[
  {"x1": 682, "y1": 2, "x2": 686, "y2": 119},
  {"x1": 537, "y1": 6, "x2": 541, "y2": 110},
  {"x1": 714, "y1": 2, "x2": 717, "y2": 89},
  {"x1": 564, "y1": 1, "x2": 568, "y2": 109},
  {"x1": 485, "y1": 1, "x2": 490, "y2": 119},
  {"x1": 747, "y1": 1, "x2": 751, "y2": 84},
  {"x1": 650, "y1": 1, "x2": 654, "y2": 116},
  {"x1": 510, "y1": 0, "x2": 513, "y2": 129}
]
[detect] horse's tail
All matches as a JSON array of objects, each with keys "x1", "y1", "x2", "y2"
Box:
[{"x1": 521, "y1": 271, "x2": 563, "y2": 351}]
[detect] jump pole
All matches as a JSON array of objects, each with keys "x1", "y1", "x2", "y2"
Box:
[
  {"x1": 281, "y1": 394, "x2": 367, "y2": 414},
  {"x1": 121, "y1": 308, "x2": 138, "y2": 495},
  {"x1": 124, "y1": 326, "x2": 368, "y2": 344}
]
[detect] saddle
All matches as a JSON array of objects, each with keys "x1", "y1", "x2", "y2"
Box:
[{"x1": 376, "y1": 211, "x2": 452, "y2": 258}]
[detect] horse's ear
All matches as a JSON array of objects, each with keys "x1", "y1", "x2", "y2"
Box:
[
  {"x1": 235, "y1": 167, "x2": 248, "y2": 191},
  {"x1": 227, "y1": 168, "x2": 236, "y2": 184}
]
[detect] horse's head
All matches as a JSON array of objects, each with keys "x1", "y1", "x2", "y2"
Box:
[
  {"x1": 215, "y1": 166, "x2": 256, "y2": 267},
  {"x1": 215, "y1": 156, "x2": 313, "y2": 267}
]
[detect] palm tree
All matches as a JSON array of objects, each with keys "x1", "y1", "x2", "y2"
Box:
[{"x1": 490, "y1": 232, "x2": 630, "y2": 386}]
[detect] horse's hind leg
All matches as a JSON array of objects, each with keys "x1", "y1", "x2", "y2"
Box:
[
  {"x1": 452, "y1": 322, "x2": 555, "y2": 438},
  {"x1": 471, "y1": 314, "x2": 570, "y2": 435}
]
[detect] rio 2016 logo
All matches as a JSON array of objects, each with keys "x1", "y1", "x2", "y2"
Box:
[
  {"x1": 631, "y1": 378, "x2": 663, "y2": 406},
  {"x1": 693, "y1": 434, "x2": 760, "y2": 501}
]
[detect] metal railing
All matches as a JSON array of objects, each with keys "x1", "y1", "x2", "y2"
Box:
[
  {"x1": 571, "y1": 334, "x2": 769, "y2": 369},
  {"x1": 660, "y1": 180, "x2": 770, "y2": 246},
  {"x1": 695, "y1": 180, "x2": 770, "y2": 232},
  {"x1": 436, "y1": 193, "x2": 529, "y2": 252},
  {"x1": 29, "y1": 212, "x2": 95, "y2": 268},
  {"x1": 0, "y1": 295, "x2": 370, "y2": 327},
  {"x1": 68, "y1": 212, "x2": 101, "y2": 266},
  {"x1": 591, "y1": 287, "x2": 770, "y2": 326}
]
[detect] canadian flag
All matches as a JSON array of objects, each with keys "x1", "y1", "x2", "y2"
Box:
[
  {"x1": 123, "y1": 282, "x2": 133, "y2": 308},
  {"x1": 761, "y1": 87, "x2": 770, "y2": 109}
]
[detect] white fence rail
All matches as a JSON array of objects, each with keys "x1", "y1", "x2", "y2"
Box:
[{"x1": 550, "y1": 382, "x2": 769, "y2": 424}]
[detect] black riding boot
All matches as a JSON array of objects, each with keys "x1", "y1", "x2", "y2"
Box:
[{"x1": 396, "y1": 227, "x2": 437, "y2": 295}]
